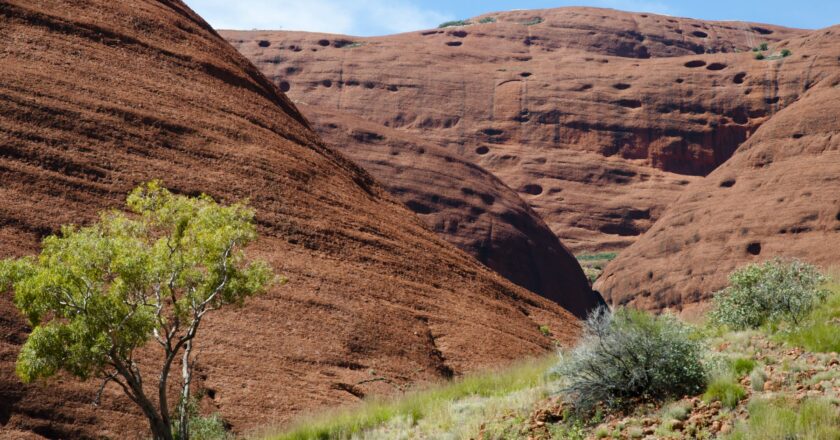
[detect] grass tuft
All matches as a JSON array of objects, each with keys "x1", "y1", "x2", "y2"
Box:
[
  {"x1": 779, "y1": 283, "x2": 840, "y2": 353},
  {"x1": 703, "y1": 375, "x2": 746, "y2": 409},
  {"x1": 267, "y1": 357, "x2": 556, "y2": 440},
  {"x1": 728, "y1": 397, "x2": 840, "y2": 439}
]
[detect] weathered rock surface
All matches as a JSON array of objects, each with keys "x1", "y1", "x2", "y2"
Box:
[
  {"x1": 222, "y1": 8, "x2": 805, "y2": 252},
  {"x1": 0, "y1": 1, "x2": 584, "y2": 437},
  {"x1": 597, "y1": 28, "x2": 840, "y2": 314},
  {"x1": 301, "y1": 104, "x2": 602, "y2": 317}
]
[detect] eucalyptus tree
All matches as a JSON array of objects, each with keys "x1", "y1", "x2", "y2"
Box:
[{"x1": 0, "y1": 181, "x2": 278, "y2": 440}]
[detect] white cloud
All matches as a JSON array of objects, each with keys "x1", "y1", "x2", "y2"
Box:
[{"x1": 184, "y1": 0, "x2": 452, "y2": 36}]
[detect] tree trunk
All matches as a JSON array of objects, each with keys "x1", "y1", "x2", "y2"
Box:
[{"x1": 178, "y1": 340, "x2": 194, "y2": 440}]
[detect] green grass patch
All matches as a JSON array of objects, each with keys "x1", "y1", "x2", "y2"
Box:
[
  {"x1": 704, "y1": 376, "x2": 746, "y2": 409},
  {"x1": 522, "y1": 17, "x2": 544, "y2": 26},
  {"x1": 478, "y1": 17, "x2": 496, "y2": 24},
  {"x1": 576, "y1": 252, "x2": 618, "y2": 262},
  {"x1": 731, "y1": 357, "x2": 757, "y2": 376},
  {"x1": 778, "y1": 283, "x2": 840, "y2": 353},
  {"x1": 266, "y1": 356, "x2": 556, "y2": 440},
  {"x1": 727, "y1": 397, "x2": 840, "y2": 439},
  {"x1": 438, "y1": 20, "x2": 471, "y2": 28}
]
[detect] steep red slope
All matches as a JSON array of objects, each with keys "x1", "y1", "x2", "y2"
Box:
[
  {"x1": 597, "y1": 27, "x2": 840, "y2": 315},
  {"x1": 300, "y1": 104, "x2": 602, "y2": 317},
  {"x1": 222, "y1": 8, "x2": 806, "y2": 252},
  {"x1": 0, "y1": 1, "x2": 583, "y2": 437}
]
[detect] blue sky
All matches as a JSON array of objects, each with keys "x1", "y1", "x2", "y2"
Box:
[{"x1": 185, "y1": 0, "x2": 839, "y2": 36}]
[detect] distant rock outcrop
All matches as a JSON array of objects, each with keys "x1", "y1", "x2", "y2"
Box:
[
  {"x1": 222, "y1": 8, "x2": 805, "y2": 252},
  {"x1": 301, "y1": 104, "x2": 603, "y2": 317},
  {"x1": 597, "y1": 27, "x2": 840, "y2": 315}
]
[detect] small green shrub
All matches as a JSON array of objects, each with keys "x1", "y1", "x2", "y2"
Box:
[
  {"x1": 750, "y1": 368, "x2": 767, "y2": 391},
  {"x1": 539, "y1": 325, "x2": 552, "y2": 336},
  {"x1": 660, "y1": 401, "x2": 691, "y2": 421},
  {"x1": 754, "y1": 52, "x2": 766, "y2": 60},
  {"x1": 709, "y1": 259, "x2": 829, "y2": 330},
  {"x1": 781, "y1": 49, "x2": 792, "y2": 57},
  {"x1": 173, "y1": 399, "x2": 231, "y2": 440},
  {"x1": 478, "y1": 17, "x2": 496, "y2": 24},
  {"x1": 704, "y1": 375, "x2": 746, "y2": 409},
  {"x1": 555, "y1": 308, "x2": 706, "y2": 414},
  {"x1": 728, "y1": 398, "x2": 840, "y2": 439},
  {"x1": 522, "y1": 17, "x2": 544, "y2": 26},
  {"x1": 759, "y1": 42, "x2": 769, "y2": 51},
  {"x1": 731, "y1": 358, "x2": 757, "y2": 376},
  {"x1": 438, "y1": 20, "x2": 471, "y2": 28},
  {"x1": 780, "y1": 283, "x2": 840, "y2": 352}
]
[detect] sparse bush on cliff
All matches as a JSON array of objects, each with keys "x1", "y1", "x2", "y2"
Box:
[
  {"x1": 709, "y1": 259, "x2": 829, "y2": 330},
  {"x1": 781, "y1": 49, "x2": 792, "y2": 57},
  {"x1": 555, "y1": 307, "x2": 706, "y2": 414},
  {"x1": 438, "y1": 20, "x2": 471, "y2": 28}
]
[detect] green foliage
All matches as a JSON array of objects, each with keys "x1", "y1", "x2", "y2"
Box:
[
  {"x1": 703, "y1": 376, "x2": 746, "y2": 409},
  {"x1": 731, "y1": 358, "x2": 757, "y2": 376},
  {"x1": 759, "y1": 42, "x2": 769, "y2": 51},
  {"x1": 754, "y1": 52, "x2": 765, "y2": 60},
  {"x1": 478, "y1": 17, "x2": 497, "y2": 24},
  {"x1": 539, "y1": 325, "x2": 552, "y2": 336},
  {"x1": 779, "y1": 283, "x2": 840, "y2": 352},
  {"x1": 577, "y1": 252, "x2": 618, "y2": 284},
  {"x1": 781, "y1": 49, "x2": 792, "y2": 57},
  {"x1": 708, "y1": 259, "x2": 829, "y2": 330},
  {"x1": 438, "y1": 20, "x2": 471, "y2": 28},
  {"x1": 727, "y1": 398, "x2": 840, "y2": 439},
  {"x1": 576, "y1": 252, "x2": 618, "y2": 262},
  {"x1": 522, "y1": 17, "x2": 544, "y2": 26},
  {"x1": 271, "y1": 357, "x2": 555, "y2": 440},
  {"x1": 0, "y1": 181, "x2": 275, "y2": 440},
  {"x1": 660, "y1": 401, "x2": 691, "y2": 421},
  {"x1": 555, "y1": 307, "x2": 706, "y2": 414},
  {"x1": 749, "y1": 368, "x2": 767, "y2": 391},
  {"x1": 174, "y1": 399, "x2": 230, "y2": 440}
]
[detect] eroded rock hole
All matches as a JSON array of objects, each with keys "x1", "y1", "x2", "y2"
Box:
[
  {"x1": 520, "y1": 72, "x2": 532, "y2": 78},
  {"x1": 449, "y1": 30, "x2": 468, "y2": 38},
  {"x1": 482, "y1": 128, "x2": 504, "y2": 136},
  {"x1": 706, "y1": 62, "x2": 727, "y2": 71},
  {"x1": 321, "y1": 79, "x2": 332, "y2": 87},
  {"x1": 279, "y1": 81, "x2": 291, "y2": 92},
  {"x1": 613, "y1": 83, "x2": 631, "y2": 90},
  {"x1": 752, "y1": 26, "x2": 774, "y2": 35},
  {"x1": 405, "y1": 200, "x2": 434, "y2": 215},
  {"x1": 684, "y1": 60, "x2": 707, "y2": 68},
  {"x1": 317, "y1": 39, "x2": 330, "y2": 47},
  {"x1": 692, "y1": 30, "x2": 708, "y2": 38},
  {"x1": 616, "y1": 99, "x2": 642, "y2": 109},
  {"x1": 475, "y1": 146, "x2": 490, "y2": 155},
  {"x1": 675, "y1": 78, "x2": 685, "y2": 83},
  {"x1": 446, "y1": 41, "x2": 463, "y2": 47},
  {"x1": 746, "y1": 242, "x2": 762, "y2": 255},
  {"x1": 720, "y1": 179, "x2": 736, "y2": 188},
  {"x1": 258, "y1": 40, "x2": 271, "y2": 48},
  {"x1": 521, "y1": 184, "x2": 543, "y2": 195},
  {"x1": 733, "y1": 72, "x2": 747, "y2": 84}
]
